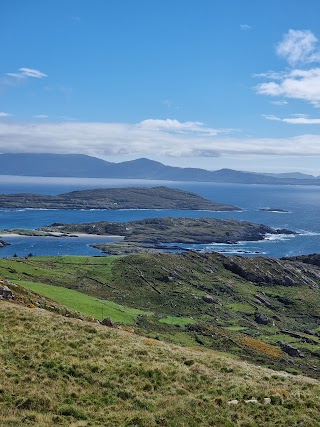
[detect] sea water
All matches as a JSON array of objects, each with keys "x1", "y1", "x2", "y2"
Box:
[{"x1": 0, "y1": 176, "x2": 319, "y2": 258}]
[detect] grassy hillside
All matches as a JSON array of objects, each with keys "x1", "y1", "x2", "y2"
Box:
[
  {"x1": 1, "y1": 301, "x2": 319, "y2": 427},
  {"x1": 0, "y1": 253, "x2": 319, "y2": 379}
]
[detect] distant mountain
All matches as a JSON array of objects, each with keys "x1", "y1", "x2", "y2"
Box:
[
  {"x1": 262, "y1": 172, "x2": 316, "y2": 180},
  {"x1": 0, "y1": 153, "x2": 319, "y2": 185}
]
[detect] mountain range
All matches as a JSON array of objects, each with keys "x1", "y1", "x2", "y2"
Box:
[{"x1": 0, "y1": 153, "x2": 319, "y2": 185}]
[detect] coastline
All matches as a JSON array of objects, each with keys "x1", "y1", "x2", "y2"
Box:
[{"x1": 0, "y1": 232, "x2": 124, "y2": 239}]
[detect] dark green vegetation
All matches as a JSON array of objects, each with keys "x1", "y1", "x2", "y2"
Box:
[
  {"x1": 1, "y1": 301, "x2": 320, "y2": 426},
  {"x1": 1, "y1": 153, "x2": 320, "y2": 185},
  {"x1": 0, "y1": 252, "x2": 319, "y2": 380},
  {"x1": 0, "y1": 186, "x2": 239, "y2": 211}
]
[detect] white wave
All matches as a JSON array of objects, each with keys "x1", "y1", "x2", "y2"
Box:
[
  {"x1": 262, "y1": 233, "x2": 296, "y2": 242},
  {"x1": 297, "y1": 230, "x2": 320, "y2": 236}
]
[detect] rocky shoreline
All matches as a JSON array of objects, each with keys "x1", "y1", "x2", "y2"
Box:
[{"x1": 0, "y1": 217, "x2": 295, "y2": 255}]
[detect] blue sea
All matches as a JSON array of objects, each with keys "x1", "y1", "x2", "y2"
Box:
[{"x1": 0, "y1": 175, "x2": 319, "y2": 258}]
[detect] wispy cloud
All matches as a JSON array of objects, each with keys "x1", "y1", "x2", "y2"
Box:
[
  {"x1": 6, "y1": 67, "x2": 47, "y2": 79},
  {"x1": 0, "y1": 118, "x2": 320, "y2": 158},
  {"x1": 240, "y1": 24, "x2": 252, "y2": 31},
  {"x1": 71, "y1": 16, "x2": 81, "y2": 23},
  {"x1": 0, "y1": 67, "x2": 47, "y2": 92},
  {"x1": 136, "y1": 119, "x2": 227, "y2": 136},
  {"x1": 33, "y1": 115, "x2": 48, "y2": 119},
  {"x1": 263, "y1": 113, "x2": 320, "y2": 124},
  {"x1": 270, "y1": 100, "x2": 288, "y2": 106},
  {"x1": 276, "y1": 29, "x2": 320, "y2": 66},
  {"x1": 0, "y1": 112, "x2": 12, "y2": 117}
]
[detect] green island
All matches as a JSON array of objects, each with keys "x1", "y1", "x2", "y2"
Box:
[
  {"x1": 0, "y1": 186, "x2": 239, "y2": 211},
  {"x1": 2, "y1": 217, "x2": 296, "y2": 255}
]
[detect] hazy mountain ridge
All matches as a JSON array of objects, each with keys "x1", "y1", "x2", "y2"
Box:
[{"x1": 0, "y1": 153, "x2": 319, "y2": 184}]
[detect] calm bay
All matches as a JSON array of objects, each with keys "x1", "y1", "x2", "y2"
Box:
[{"x1": 0, "y1": 176, "x2": 319, "y2": 258}]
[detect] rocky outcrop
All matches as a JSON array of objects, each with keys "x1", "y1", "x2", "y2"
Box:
[
  {"x1": 223, "y1": 256, "x2": 319, "y2": 288},
  {"x1": 101, "y1": 317, "x2": 114, "y2": 327},
  {"x1": 254, "y1": 312, "x2": 269, "y2": 325},
  {"x1": 0, "y1": 284, "x2": 14, "y2": 300},
  {"x1": 279, "y1": 342, "x2": 304, "y2": 358}
]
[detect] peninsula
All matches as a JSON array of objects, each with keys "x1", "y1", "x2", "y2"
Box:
[{"x1": 0, "y1": 186, "x2": 239, "y2": 211}]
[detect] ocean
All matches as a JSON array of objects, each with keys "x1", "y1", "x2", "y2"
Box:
[{"x1": 0, "y1": 176, "x2": 319, "y2": 258}]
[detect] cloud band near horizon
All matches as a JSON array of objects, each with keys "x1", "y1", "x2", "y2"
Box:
[{"x1": 0, "y1": 119, "x2": 319, "y2": 159}]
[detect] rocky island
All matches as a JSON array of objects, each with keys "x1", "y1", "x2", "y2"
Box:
[
  {"x1": 28, "y1": 217, "x2": 295, "y2": 254},
  {"x1": 259, "y1": 208, "x2": 289, "y2": 213},
  {"x1": 0, "y1": 186, "x2": 240, "y2": 211}
]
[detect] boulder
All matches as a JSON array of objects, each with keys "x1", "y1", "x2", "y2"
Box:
[
  {"x1": 202, "y1": 295, "x2": 221, "y2": 304},
  {"x1": 0, "y1": 285, "x2": 14, "y2": 300},
  {"x1": 279, "y1": 341, "x2": 304, "y2": 358},
  {"x1": 254, "y1": 312, "x2": 269, "y2": 325},
  {"x1": 101, "y1": 317, "x2": 114, "y2": 327}
]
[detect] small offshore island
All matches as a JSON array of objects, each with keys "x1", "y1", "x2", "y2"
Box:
[
  {"x1": 259, "y1": 208, "x2": 289, "y2": 213},
  {"x1": 0, "y1": 186, "x2": 240, "y2": 211},
  {"x1": 2, "y1": 217, "x2": 296, "y2": 255}
]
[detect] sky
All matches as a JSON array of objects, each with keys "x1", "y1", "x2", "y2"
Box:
[{"x1": 2, "y1": 0, "x2": 320, "y2": 174}]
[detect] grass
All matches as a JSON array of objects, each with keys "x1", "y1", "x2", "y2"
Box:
[
  {"x1": 224, "y1": 326, "x2": 248, "y2": 331},
  {"x1": 1, "y1": 301, "x2": 320, "y2": 427},
  {"x1": 16, "y1": 280, "x2": 151, "y2": 323},
  {"x1": 1, "y1": 252, "x2": 320, "y2": 378},
  {"x1": 159, "y1": 316, "x2": 197, "y2": 327}
]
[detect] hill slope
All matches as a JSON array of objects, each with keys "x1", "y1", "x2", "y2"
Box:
[
  {"x1": 0, "y1": 252, "x2": 319, "y2": 379},
  {"x1": 1, "y1": 300, "x2": 319, "y2": 426}
]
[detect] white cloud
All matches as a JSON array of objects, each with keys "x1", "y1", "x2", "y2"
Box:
[
  {"x1": 240, "y1": 24, "x2": 252, "y2": 31},
  {"x1": 255, "y1": 30, "x2": 320, "y2": 107},
  {"x1": 263, "y1": 113, "x2": 320, "y2": 124},
  {"x1": 5, "y1": 67, "x2": 47, "y2": 81},
  {"x1": 0, "y1": 112, "x2": 12, "y2": 117},
  {"x1": 137, "y1": 119, "x2": 227, "y2": 136},
  {"x1": 256, "y1": 67, "x2": 320, "y2": 107},
  {"x1": 276, "y1": 29, "x2": 320, "y2": 66},
  {"x1": 270, "y1": 100, "x2": 288, "y2": 106},
  {"x1": 1, "y1": 67, "x2": 47, "y2": 93},
  {"x1": 6, "y1": 73, "x2": 25, "y2": 79},
  {"x1": 18, "y1": 68, "x2": 47, "y2": 78},
  {"x1": 33, "y1": 115, "x2": 48, "y2": 119},
  {"x1": 0, "y1": 119, "x2": 320, "y2": 159}
]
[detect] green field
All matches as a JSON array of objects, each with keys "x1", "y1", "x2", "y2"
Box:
[{"x1": 17, "y1": 280, "x2": 151, "y2": 324}]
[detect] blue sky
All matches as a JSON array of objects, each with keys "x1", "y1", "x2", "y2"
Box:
[{"x1": 2, "y1": 0, "x2": 320, "y2": 174}]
